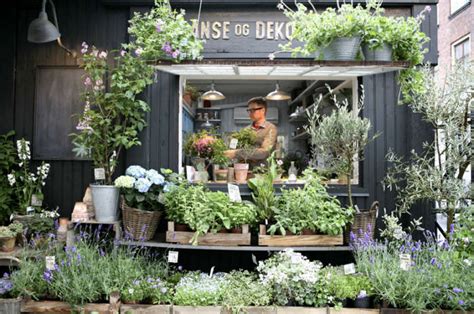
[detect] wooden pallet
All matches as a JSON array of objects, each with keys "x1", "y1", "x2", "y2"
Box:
[
  {"x1": 258, "y1": 225, "x2": 343, "y2": 246},
  {"x1": 166, "y1": 222, "x2": 251, "y2": 246}
]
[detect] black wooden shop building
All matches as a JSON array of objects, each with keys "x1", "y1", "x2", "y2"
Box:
[{"x1": 1, "y1": 0, "x2": 438, "y2": 269}]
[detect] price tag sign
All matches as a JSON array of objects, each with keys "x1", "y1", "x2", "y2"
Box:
[
  {"x1": 209, "y1": 266, "x2": 215, "y2": 278},
  {"x1": 227, "y1": 184, "x2": 242, "y2": 202},
  {"x1": 400, "y1": 253, "x2": 411, "y2": 271},
  {"x1": 344, "y1": 263, "x2": 356, "y2": 275},
  {"x1": 94, "y1": 168, "x2": 106, "y2": 181},
  {"x1": 31, "y1": 194, "x2": 43, "y2": 207},
  {"x1": 26, "y1": 206, "x2": 35, "y2": 214},
  {"x1": 229, "y1": 138, "x2": 238, "y2": 149},
  {"x1": 168, "y1": 251, "x2": 179, "y2": 264},
  {"x1": 45, "y1": 256, "x2": 56, "y2": 270}
]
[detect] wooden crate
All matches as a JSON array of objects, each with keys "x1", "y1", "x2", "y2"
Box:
[
  {"x1": 166, "y1": 222, "x2": 251, "y2": 246},
  {"x1": 258, "y1": 225, "x2": 343, "y2": 246},
  {"x1": 121, "y1": 304, "x2": 171, "y2": 314}
]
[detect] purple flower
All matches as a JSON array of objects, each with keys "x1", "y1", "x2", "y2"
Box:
[
  {"x1": 43, "y1": 270, "x2": 53, "y2": 283},
  {"x1": 120, "y1": 50, "x2": 126, "y2": 57},
  {"x1": 99, "y1": 248, "x2": 105, "y2": 257},
  {"x1": 155, "y1": 19, "x2": 163, "y2": 32},
  {"x1": 162, "y1": 42, "x2": 172, "y2": 55},
  {"x1": 453, "y1": 288, "x2": 464, "y2": 293},
  {"x1": 172, "y1": 50, "x2": 180, "y2": 59},
  {"x1": 133, "y1": 280, "x2": 140, "y2": 286},
  {"x1": 135, "y1": 48, "x2": 143, "y2": 56},
  {"x1": 424, "y1": 5, "x2": 432, "y2": 12},
  {"x1": 430, "y1": 258, "x2": 436, "y2": 265},
  {"x1": 147, "y1": 277, "x2": 154, "y2": 283},
  {"x1": 459, "y1": 300, "x2": 465, "y2": 306}
]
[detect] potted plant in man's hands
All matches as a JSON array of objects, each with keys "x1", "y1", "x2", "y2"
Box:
[
  {"x1": 230, "y1": 128, "x2": 257, "y2": 183},
  {"x1": 71, "y1": 43, "x2": 154, "y2": 222}
]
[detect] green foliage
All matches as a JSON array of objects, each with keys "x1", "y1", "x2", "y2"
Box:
[
  {"x1": 125, "y1": 0, "x2": 203, "y2": 62},
  {"x1": 164, "y1": 182, "x2": 257, "y2": 244},
  {"x1": 230, "y1": 128, "x2": 257, "y2": 163},
  {"x1": 326, "y1": 269, "x2": 374, "y2": 301},
  {"x1": 120, "y1": 276, "x2": 173, "y2": 304},
  {"x1": 173, "y1": 272, "x2": 226, "y2": 306},
  {"x1": 269, "y1": 170, "x2": 352, "y2": 235},
  {"x1": 306, "y1": 88, "x2": 378, "y2": 209},
  {"x1": 248, "y1": 153, "x2": 279, "y2": 221},
  {"x1": 383, "y1": 63, "x2": 473, "y2": 226},
  {"x1": 452, "y1": 205, "x2": 474, "y2": 258},
  {"x1": 71, "y1": 44, "x2": 154, "y2": 184},
  {"x1": 184, "y1": 85, "x2": 200, "y2": 101},
  {"x1": 0, "y1": 131, "x2": 16, "y2": 224},
  {"x1": 0, "y1": 226, "x2": 15, "y2": 238},
  {"x1": 353, "y1": 231, "x2": 474, "y2": 311},
  {"x1": 11, "y1": 257, "x2": 49, "y2": 300},
  {"x1": 210, "y1": 138, "x2": 230, "y2": 167}
]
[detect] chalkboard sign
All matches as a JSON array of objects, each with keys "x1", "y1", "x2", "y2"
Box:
[{"x1": 34, "y1": 66, "x2": 87, "y2": 160}]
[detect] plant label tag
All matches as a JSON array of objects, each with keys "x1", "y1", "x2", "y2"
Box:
[
  {"x1": 265, "y1": 219, "x2": 269, "y2": 225},
  {"x1": 94, "y1": 168, "x2": 106, "y2": 181},
  {"x1": 168, "y1": 251, "x2": 179, "y2": 264},
  {"x1": 31, "y1": 194, "x2": 43, "y2": 207},
  {"x1": 209, "y1": 266, "x2": 215, "y2": 278},
  {"x1": 400, "y1": 253, "x2": 411, "y2": 271},
  {"x1": 229, "y1": 138, "x2": 238, "y2": 149},
  {"x1": 251, "y1": 254, "x2": 258, "y2": 265},
  {"x1": 26, "y1": 206, "x2": 35, "y2": 214},
  {"x1": 227, "y1": 184, "x2": 242, "y2": 202},
  {"x1": 186, "y1": 166, "x2": 195, "y2": 183},
  {"x1": 158, "y1": 192, "x2": 165, "y2": 204},
  {"x1": 344, "y1": 263, "x2": 356, "y2": 275},
  {"x1": 45, "y1": 256, "x2": 55, "y2": 270}
]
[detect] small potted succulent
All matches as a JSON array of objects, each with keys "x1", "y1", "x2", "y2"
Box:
[
  {"x1": 230, "y1": 128, "x2": 257, "y2": 183},
  {"x1": 0, "y1": 273, "x2": 21, "y2": 314}
]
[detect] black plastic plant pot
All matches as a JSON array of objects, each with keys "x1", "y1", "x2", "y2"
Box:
[
  {"x1": 354, "y1": 296, "x2": 372, "y2": 308},
  {"x1": 341, "y1": 298, "x2": 355, "y2": 308}
]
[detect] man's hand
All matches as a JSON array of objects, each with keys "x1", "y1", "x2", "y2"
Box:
[{"x1": 224, "y1": 149, "x2": 237, "y2": 159}]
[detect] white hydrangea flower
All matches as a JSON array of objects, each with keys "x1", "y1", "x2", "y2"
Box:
[
  {"x1": 114, "y1": 175, "x2": 136, "y2": 188},
  {"x1": 7, "y1": 174, "x2": 16, "y2": 186}
]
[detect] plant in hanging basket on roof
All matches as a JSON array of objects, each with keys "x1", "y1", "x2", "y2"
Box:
[{"x1": 125, "y1": 0, "x2": 203, "y2": 62}]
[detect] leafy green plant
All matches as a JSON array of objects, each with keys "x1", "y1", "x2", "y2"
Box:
[
  {"x1": 230, "y1": 128, "x2": 257, "y2": 163},
  {"x1": 71, "y1": 43, "x2": 154, "y2": 185},
  {"x1": 383, "y1": 63, "x2": 473, "y2": 227},
  {"x1": 269, "y1": 170, "x2": 352, "y2": 235},
  {"x1": 256, "y1": 249, "x2": 323, "y2": 306},
  {"x1": 0, "y1": 131, "x2": 17, "y2": 224},
  {"x1": 326, "y1": 269, "x2": 374, "y2": 301},
  {"x1": 210, "y1": 138, "x2": 230, "y2": 167},
  {"x1": 125, "y1": 0, "x2": 203, "y2": 62},
  {"x1": 306, "y1": 88, "x2": 378, "y2": 209},
  {"x1": 120, "y1": 277, "x2": 172, "y2": 304},
  {"x1": 248, "y1": 153, "x2": 279, "y2": 221},
  {"x1": 451, "y1": 205, "x2": 474, "y2": 258},
  {"x1": 184, "y1": 85, "x2": 200, "y2": 101},
  {"x1": 0, "y1": 226, "x2": 15, "y2": 238},
  {"x1": 173, "y1": 272, "x2": 226, "y2": 306}
]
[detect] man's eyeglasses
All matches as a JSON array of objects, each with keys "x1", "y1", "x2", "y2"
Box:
[{"x1": 246, "y1": 107, "x2": 264, "y2": 113}]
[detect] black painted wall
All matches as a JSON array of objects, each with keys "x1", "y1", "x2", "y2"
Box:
[{"x1": 1, "y1": 0, "x2": 436, "y2": 236}]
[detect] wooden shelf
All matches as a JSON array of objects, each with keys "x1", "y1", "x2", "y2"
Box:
[
  {"x1": 119, "y1": 240, "x2": 351, "y2": 252},
  {"x1": 289, "y1": 80, "x2": 320, "y2": 106}
]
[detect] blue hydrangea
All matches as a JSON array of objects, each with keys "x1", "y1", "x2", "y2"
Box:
[
  {"x1": 126, "y1": 165, "x2": 147, "y2": 179},
  {"x1": 163, "y1": 182, "x2": 175, "y2": 193},
  {"x1": 135, "y1": 178, "x2": 152, "y2": 193},
  {"x1": 146, "y1": 169, "x2": 165, "y2": 185}
]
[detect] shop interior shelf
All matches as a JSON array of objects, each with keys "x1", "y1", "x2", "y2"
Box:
[{"x1": 195, "y1": 119, "x2": 221, "y2": 122}]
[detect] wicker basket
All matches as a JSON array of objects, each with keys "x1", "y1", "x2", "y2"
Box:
[
  {"x1": 121, "y1": 199, "x2": 162, "y2": 241},
  {"x1": 344, "y1": 201, "x2": 379, "y2": 244}
]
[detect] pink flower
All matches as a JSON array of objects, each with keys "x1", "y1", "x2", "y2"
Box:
[
  {"x1": 98, "y1": 51, "x2": 108, "y2": 59},
  {"x1": 81, "y1": 42, "x2": 89, "y2": 53},
  {"x1": 84, "y1": 77, "x2": 92, "y2": 86},
  {"x1": 424, "y1": 5, "x2": 431, "y2": 12},
  {"x1": 120, "y1": 50, "x2": 126, "y2": 57},
  {"x1": 91, "y1": 49, "x2": 98, "y2": 57},
  {"x1": 172, "y1": 49, "x2": 180, "y2": 59},
  {"x1": 135, "y1": 48, "x2": 143, "y2": 56},
  {"x1": 96, "y1": 78, "x2": 103, "y2": 86}
]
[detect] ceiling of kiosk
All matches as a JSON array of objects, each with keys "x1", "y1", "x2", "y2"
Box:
[{"x1": 154, "y1": 62, "x2": 405, "y2": 79}]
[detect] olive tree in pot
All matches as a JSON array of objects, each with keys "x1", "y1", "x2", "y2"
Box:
[
  {"x1": 71, "y1": 44, "x2": 154, "y2": 223},
  {"x1": 230, "y1": 128, "x2": 257, "y2": 183},
  {"x1": 383, "y1": 63, "x2": 474, "y2": 230},
  {"x1": 306, "y1": 88, "x2": 379, "y2": 210}
]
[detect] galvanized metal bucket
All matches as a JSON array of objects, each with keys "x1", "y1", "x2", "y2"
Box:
[
  {"x1": 362, "y1": 43, "x2": 393, "y2": 61},
  {"x1": 326, "y1": 37, "x2": 361, "y2": 61},
  {"x1": 90, "y1": 184, "x2": 119, "y2": 222},
  {"x1": 0, "y1": 297, "x2": 22, "y2": 314}
]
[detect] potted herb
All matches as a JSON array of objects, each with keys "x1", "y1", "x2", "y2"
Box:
[
  {"x1": 230, "y1": 128, "x2": 257, "y2": 183},
  {"x1": 7, "y1": 139, "x2": 50, "y2": 216},
  {"x1": 210, "y1": 138, "x2": 230, "y2": 182},
  {"x1": 114, "y1": 166, "x2": 170, "y2": 241},
  {"x1": 183, "y1": 85, "x2": 200, "y2": 107},
  {"x1": 269, "y1": 169, "x2": 352, "y2": 236},
  {"x1": 0, "y1": 227, "x2": 16, "y2": 252},
  {"x1": 0, "y1": 273, "x2": 21, "y2": 314}
]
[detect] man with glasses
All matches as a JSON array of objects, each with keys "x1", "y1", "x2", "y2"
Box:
[{"x1": 225, "y1": 96, "x2": 278, "y2": 163}]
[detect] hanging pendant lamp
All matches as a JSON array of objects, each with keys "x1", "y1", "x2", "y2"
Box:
[
  {"x1": 201, "y1": 82, "x2": 225, "y2": 101},
  {"x1": 266, "y1": 81, "x2": 291, "y2": 101}
]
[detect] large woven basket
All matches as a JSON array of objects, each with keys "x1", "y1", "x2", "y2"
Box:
[
  {"x1": 344, "y1": 201, "x2": 379, "y2": 244},
  {"x1": 121, "y1": 199, "x2": 162, "y2": 241}
]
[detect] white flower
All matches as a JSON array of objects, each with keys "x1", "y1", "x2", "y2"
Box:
[
  {"x1": 114, "y1": 175, "x2": 135, "y2": 188},
  {"x1": 7, "y1": 174, "x2": 15, "y2": 186},
  {"x1": 98, "y1": 51, "x2": 108, "y2": 59},
  {"x1": 128, "y1": 288, "x2": 134, "y2": 294},
  {"x1": 268, "y1": 53, "x2": 275, "y2": 60}
]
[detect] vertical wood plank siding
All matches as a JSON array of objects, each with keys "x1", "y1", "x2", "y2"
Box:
[{"x1": 2, "y1": 0, "x2": 436, "y2": 231}]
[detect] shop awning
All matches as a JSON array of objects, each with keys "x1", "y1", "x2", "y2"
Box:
[{"x1": 154, "y1": 59, "x2": 408, "y2": 79}]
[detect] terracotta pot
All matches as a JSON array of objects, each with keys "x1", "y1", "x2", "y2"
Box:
[
  {"x1": 0, "y1": 237, "x2": 16, "y2": 252},
  {"x1": 214, "y1": 168, "x2": 228, "y2": 182},
  {"x1": 234, "y1": 163, "x2": 249, "y2": 183},
  {"x1": 183, "y1": 93, "x2": 193, "y2": 106},
  {"x1": 175, "y1": 223, "x2": 190, "y2": 232}
]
